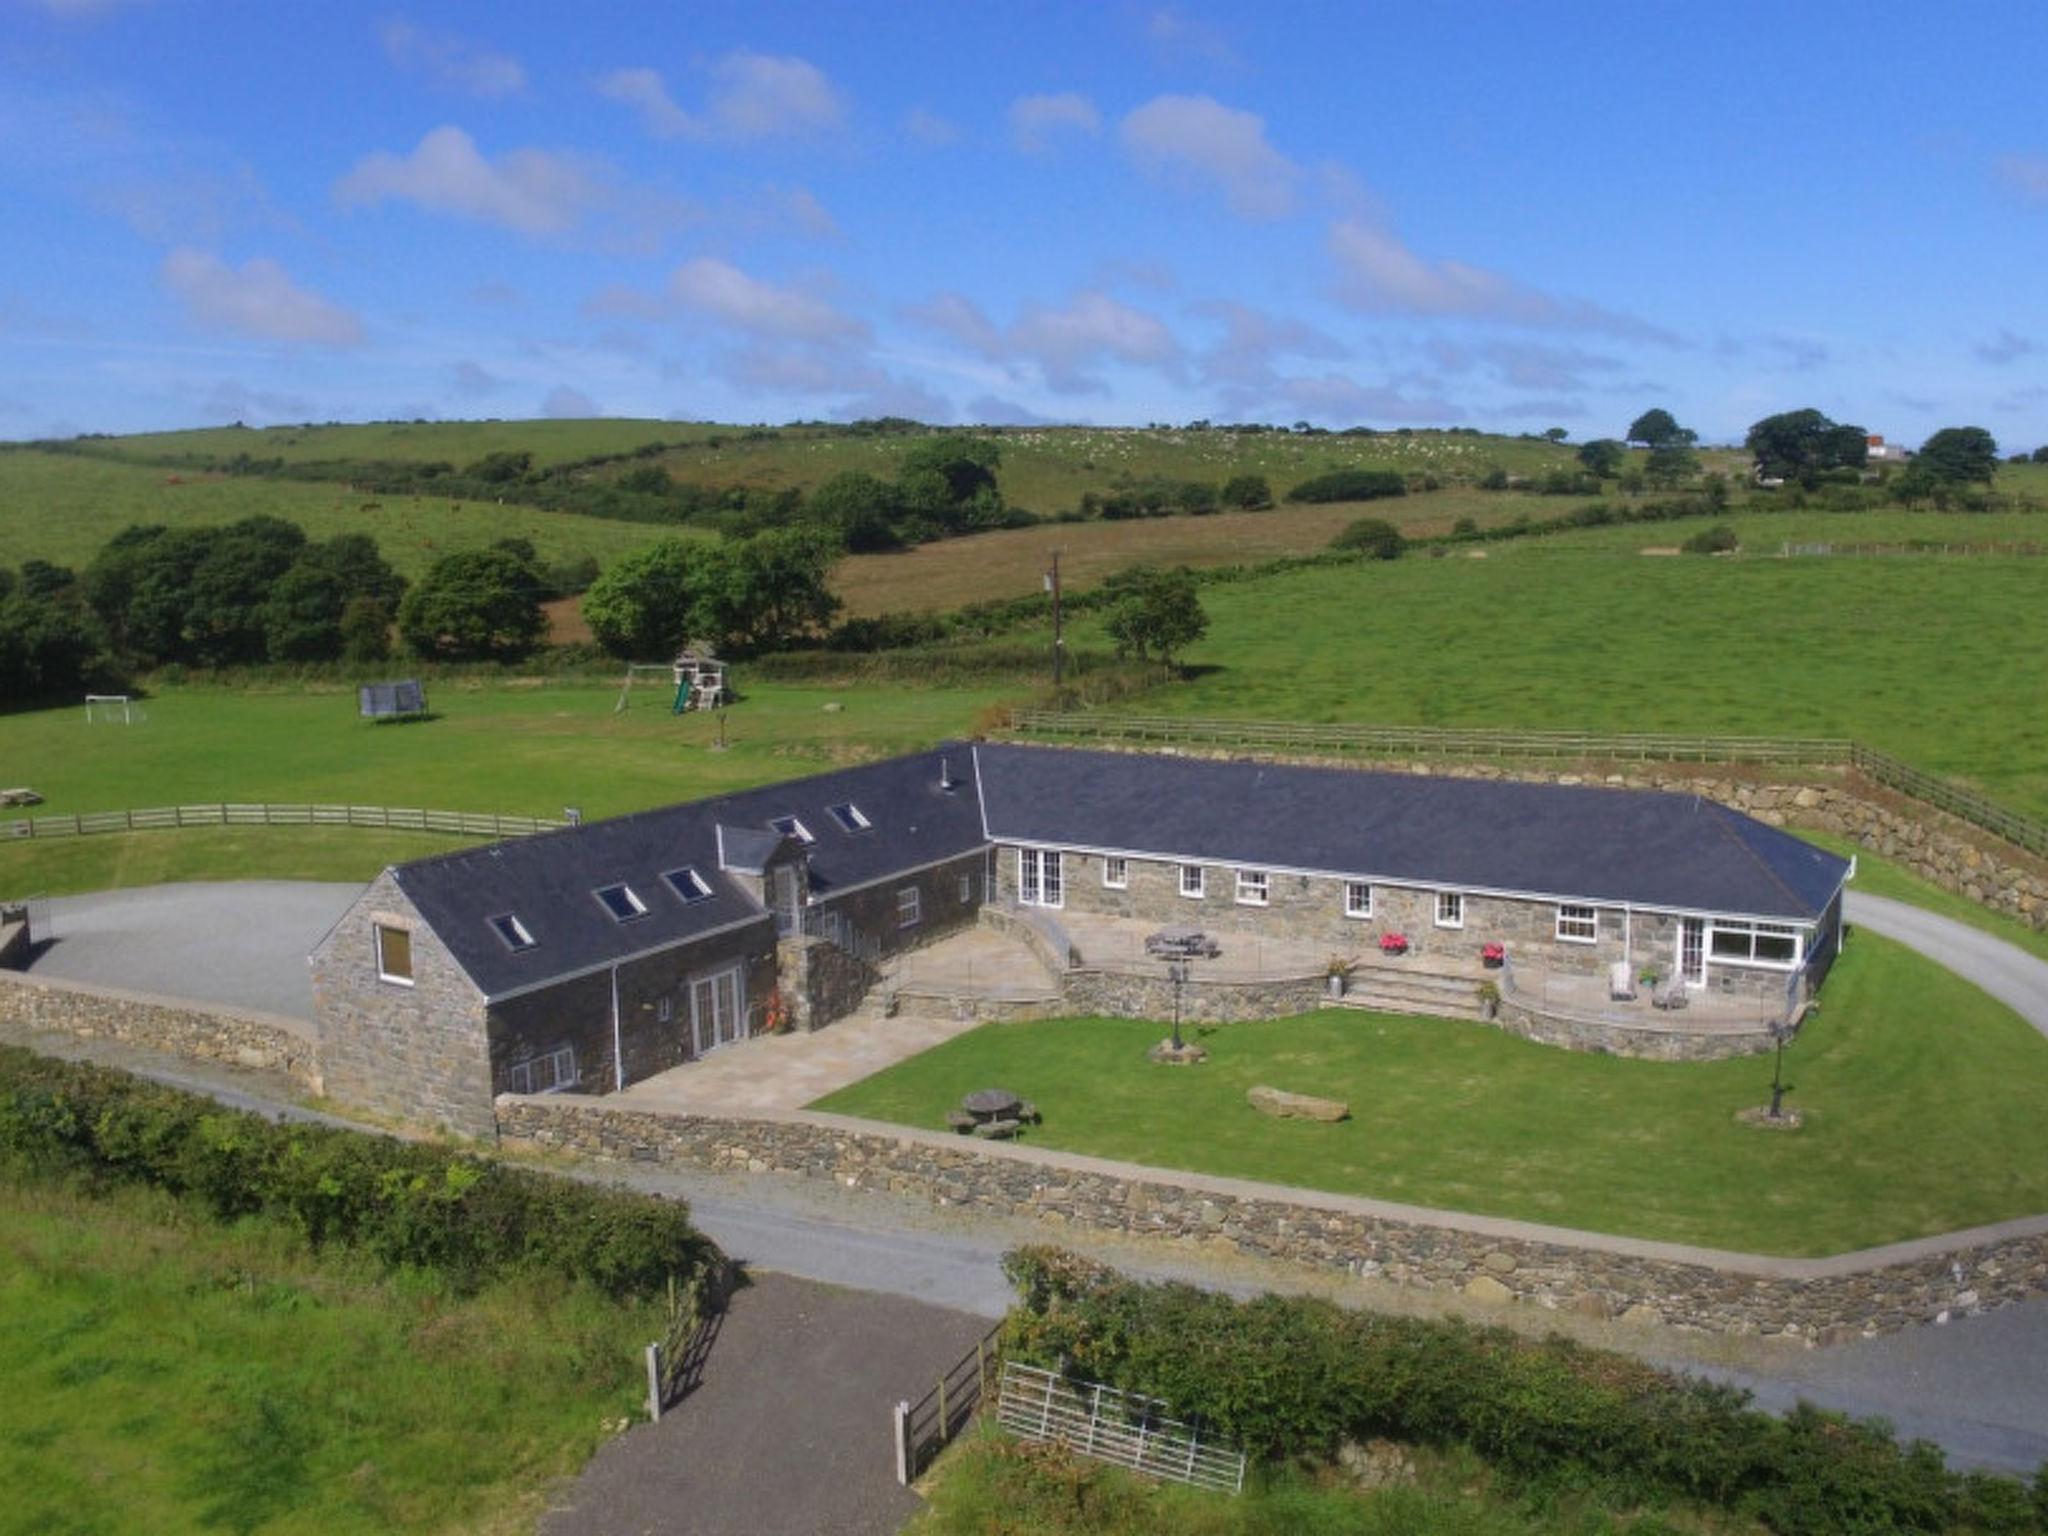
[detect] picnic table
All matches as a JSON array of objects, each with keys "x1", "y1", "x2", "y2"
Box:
[
  {"x1": 1145, "y1": 927, "x2": 1221, "y2": 959},
  {"x1": 947, "y1": 1088, "x2": 1038, "y2": 1138}
]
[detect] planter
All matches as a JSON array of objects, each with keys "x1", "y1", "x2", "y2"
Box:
[
  {"x1": 1481, "y1": 956, "x2": 1503, "y2": 970},
  {"x1": 1326, "y1": 974, "x2": 1346, "y2": 998}
]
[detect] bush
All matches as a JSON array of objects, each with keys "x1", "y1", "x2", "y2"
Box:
[
  {"x1": 1329, "y1": 517, "x2": 1406, "y2": 559},
  {"x1": 1683, "y1": 524, "x2": 1740, "y2": 555},
  {"x1": 1219, "y1": 473, "x2": 1273, "y2": 510},
  {"x1": 1000, "y1": 1248, "x2": 2041, "y2": 1534},
  {"x1": 0, "y1": 1048, "x2": 713, "y2": 1299},
  {"x1": 1285, "y1": 469, "x2": 1407, "y2": 503}
]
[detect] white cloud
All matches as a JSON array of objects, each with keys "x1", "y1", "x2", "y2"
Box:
[
  {"x1": 379, "y1": 20, "x2": 525, "y2": 98},
  {"x1": 1147, "y1": 8, "x2": 1238, "y2": 66},
  {"x1": 1193, "y1": 300, "x2": 1343, "y2": 388},
  {"x1": 906, "y1": 288, "x2": 1185, "y2": 394},
  {"x1": 333, "y1": 126, "x2": 608, "y2": 236},
  {"x1": 597, "y1": 51, "x2": 846, "y2": 141},
  {"x1": 1995, "y1": 154, "x2": 2048, "y2": 203},
  {"x1": 199, "y1": 379, "x2": 315, "y2": 424},
  {"x1": 541, "y1": 384, "x2": 600, "y2": 418},
  {"x1": 1328, "y1": 218, "x2": 1674, "y2": 342},
  {"x1": 770, "y1": 186, "x2": 838, "y2": 240},
  {"x1": 23, "y1": 0, "x2": 144, "y2": 16},
  {"x1": 1976, "y1": 328, "x2": 2037, "y2": 365},
  {"x1": 968, "y1": 394, "x2": 1057, "y2": 426},
  {"x1": 667, "y1": 257, "x2": 865, "y2": 344},
  {"x1": 903, "y1": 291, "x2": 1005, "y2": 358},
  {"x1": 160, "y1": 248, "x2": 362, "y2": 346},
  {"x1": 904, "y1": 107, "x2": 958, "y2": 146},
  {"x1": 1120, "y1": 94, "x2": 1299, "y2": 220},
  {"x1": 1426, "y1": 338, "x2": 1624, "y2": 393},
  {"x1": 452, "y1": 360, "x2": 502, "y2": 397},
  {"x1": 1008, "y1": 92, "x2": 1101, "y2": 154},
  {"x1": 1259, "y1": 373, "x2": 1463, "y2": 426}
]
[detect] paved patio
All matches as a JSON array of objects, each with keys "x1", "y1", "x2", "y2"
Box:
[
  {"x1": 1504, "y1": 965, "x2": 1791, "y2": 1030},
  {"x1": 890, "y1": 925, "x2": 1060, "y2": 1001},
  {"x1": 1061, "y1": 911, "x2": 1357, "y2": 979}
]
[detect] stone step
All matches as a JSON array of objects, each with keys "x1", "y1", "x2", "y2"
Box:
[
  {"x1": 1335, "y1": 970, "x2": 1488, "y2": 1021},
  {"x1": 1347, "y1": 965, "x2": 1484, "y2": 996},
  {"x1": 1337, "y1": 989, "x2": 1486, "y2": 1022}
]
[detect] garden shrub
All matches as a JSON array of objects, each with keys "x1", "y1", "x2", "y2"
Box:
[
  {"x1": 0, "y1": 1047, "x2": 713, "y2": 1298},
  {"x1": 1683, "y1": 524, "x2": 1740, "y2": 555},
  {"x1": 1285, "y1": 469, "x2": 1407, "y2": 503},
  {"x1": 999, "y1": 1247, "x2": 2044, "y2": 1535},
  {"x1": 1329, "y1": 517, "x2": 1406, "y2": 559}
]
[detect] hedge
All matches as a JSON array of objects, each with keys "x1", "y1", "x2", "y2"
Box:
[
  {"x1": 1285, "y1": 468, "x2": 1408, "y2": 503},
  {"x1": 1001, "y1": 1248, "x2": 2048, "y2": 1535},
  {"x1": 0, "y1": 1047, "x2": 715, "y2": 1298}
]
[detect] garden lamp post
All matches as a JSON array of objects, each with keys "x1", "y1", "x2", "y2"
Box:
[
  {"x1": 1168, "y1": 959, "x2": 1189, "y2": 1051},
  {"x1": 1767, "y1": 1019, "x2": 1794, "y2": 1119}
]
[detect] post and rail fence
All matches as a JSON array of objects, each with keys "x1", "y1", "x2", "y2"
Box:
[
  {"x1": 1003, "y1": 711, "x2": 2048, "y2": 859},
  {"x1": 2, "y1": 802, "x2": 569, "y2": 842}
]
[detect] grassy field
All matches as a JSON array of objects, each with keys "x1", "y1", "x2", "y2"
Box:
[
  {"x1": 0, "y1": 1178, "x2": 654, "y2": 1536},
  {"x1": 0, "y1": 680, "x2": 1005, "y2": 894},
  {"x1": 1076, "y1": 539, "x2": 2048, "y2": 817},
  {"x1": 815, "y1": 935, "x2": 2048, "y2": 1255},
  {"x1": 0, "y1": 449, "x2": 679, "y2": 580},
  {"x1": 61, "y1": 416, "x2": 718, "y2": 470},
  {"x1": 911, "y1": 1426, "x2": 1754, "y2": 1536}
]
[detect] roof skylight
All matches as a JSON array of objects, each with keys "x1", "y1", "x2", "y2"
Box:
[
  {"x1": 594, "y1": 883, "x2": 649, "y2": 922},
  {"x1": 827, "y1": 802, "x2": 871, "y2": 833},
  {"x1": 663, "y1": 867, "x2": 715, "y2": 904}
]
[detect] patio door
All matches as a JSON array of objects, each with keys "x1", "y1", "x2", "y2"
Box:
[
  {"x1": 690, "y1": 966, "x2": 746, "y2": 1056},
  {"x1": 1678, "y1": 918, "x2": 1706, "y2": 987}
]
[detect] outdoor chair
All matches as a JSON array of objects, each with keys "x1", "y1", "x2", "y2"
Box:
[
  {"x1": 1652, "y1": 980, "x2": 1690, "y2": 1011},
  {"x1": 1608, "y1": 961, "x2": 1637, "y2": 1002}
]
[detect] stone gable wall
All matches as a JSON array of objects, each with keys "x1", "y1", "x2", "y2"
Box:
[{"x1": 495, "y1": 1097, "x2": 2048, "y2": 1342}]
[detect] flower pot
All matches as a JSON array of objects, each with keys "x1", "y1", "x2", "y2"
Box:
[
  {"x1": 1326, "y1": 974, "x2": 1345, "y2": 998},
  {"x1": 1482, "y1": 956, "x2": 1503, "y2": 970}
]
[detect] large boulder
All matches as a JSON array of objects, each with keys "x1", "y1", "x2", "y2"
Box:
[{"x1": 1247, "y1": 1084, "x2": 1349, "y2": 1122}]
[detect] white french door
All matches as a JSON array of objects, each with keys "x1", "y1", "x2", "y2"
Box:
[
  {"x1": 1017, "y1": 848, "x2": 1062, "y2": 908},
  {"x1": 1679, "y1": 918, "x2": 1706, "y2": 987},
  {"x1": 690, "y1": 966, "x2": 746, "y2": 1056}
]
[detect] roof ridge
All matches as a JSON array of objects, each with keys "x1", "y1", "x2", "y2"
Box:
[{"x1": 1699, "y1": 799, "x2": 1815, "y2": 917}]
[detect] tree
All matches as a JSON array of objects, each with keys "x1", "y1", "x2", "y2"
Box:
[
  {"x1": 2032, "y1": 446, "x2": 2048, "y2": 464},
  {"x1": 1219, "y1": 473, "x2": 1273, "y2": 510},
  {"x1": 1103, "y1": 565, "x2": 1208, "y2": 672},
  {"x1": 1542, "y1": 427, "x2": 1570, "y2": 443},
  {"x1": 339, "y1": 596, "x2": 393, "y2": 664},
  {"x1": 583, "y1": 529, "x2": 842, "y2": 660},
  {"x1": 1744, "y1": 408, "x2": 1868, "y2": 486},
  {"x1": 1916, "y1": 426, "x2": 1999, "y2": 484},
  {"x1": 807, "y1": 471, "x2": 904, "y2": 552},
  {"x1": 1626, "y1": 408, "x2": 1697, "y2": 449},
  {"x1": 1330, "y1": 517, "x2": 1406, "y2": 559},
  {"x1": 1576, "y1": 439, "x2": 1625, "y2": 477},
  {"x1": 897, "y1": 434, "x2": 1003, "y2": 536},
  {"x1": 1644, "y1": 444, "x2": 1700, "y2": 488},
  {"x1": 0, "y1": 582, "x2": 110, "y2": 705},
  {"x1": 303, "y1": 533, "x2": 406, "y2": 607},
  {"x1": 398, "y1": 548, "x2": 547, "y2": 661},
  {"x1": 262, "y1": 561, "x2": 349, "y2": 661}
]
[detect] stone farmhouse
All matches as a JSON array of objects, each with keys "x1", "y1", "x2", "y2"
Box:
[{"x1": 309, "y1": 743, "x2": 1853, "y2": 1136}]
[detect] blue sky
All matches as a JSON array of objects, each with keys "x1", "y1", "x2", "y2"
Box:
[{"x1": 4, "y1": 0, "x2": 2046, "y2": 447}]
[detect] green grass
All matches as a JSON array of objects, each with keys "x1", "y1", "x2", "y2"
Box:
[
  {"x1": 0, "y1": 1177, "x2": 654, "y2": 1536},
  {"x1": 0, "y1": 679, "x2": 1005, "y2": 892},
  {"x1": 1091, "y1": 542, "x2": 2048, "y2": 818},
  {"x1": 815, "y1": 936, "x2": 2048, "y2": 1256},
  {"x1": 58, "y1": 417, "x2": 719, "y2": 470},
  {"x1": 910, "y1": 1426, "x2": 1756, "y2": 1536},
  {"x1": 0, "y1": 448, "x2": 683, "y2": 580}
]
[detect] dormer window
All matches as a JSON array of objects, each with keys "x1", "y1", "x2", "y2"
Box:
[
  {"x1": 594, "y1": 884, "x2": 649, "y2": 922},
  {"x1": 768, "y1": 815, "x2": 815, "y2": 845},
  {"x1": 827, "y1": 802, "x2": 871, "y2": 833},
  {"x1": 664, "y1": 867, "x2": 714, "y2": 904},
  {"x1": 488, "y1": 913, "x2": 536, "y2": 951}
]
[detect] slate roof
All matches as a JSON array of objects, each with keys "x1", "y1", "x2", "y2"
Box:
[
  {"x1": 973, "y1": 744, "x2": 1849, "y2": 922},
  {"x1": 392, "y1": 746, "x2": 984, "y2": 999}
]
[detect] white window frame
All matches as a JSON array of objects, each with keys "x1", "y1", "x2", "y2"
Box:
[
  {"x1": 1102, "y1": 856, "x2": 1129, "y2": 890},
  {"x1": 768, "y1": 815, "x2": 815, "y2": 844},
  {"x1": 826, "y1": 802, "x2": 871, "y2": 833},
  {"x1": 1179, "y1": 863, "x2": 1205, "y2": 899},
  {"x1": 1556, "y1": 904, "x2": 1599, "y2": 945},
  {"x1": 1235, "y1": 869, "x2": 1269, "y2": 907},
  {"x1": 1708, "y1": 919, "x2": 1802, "y2": 971},
  {"x1": 663, "y1": 867, "x2": 714, "y2": 904},
  {"x1": 1344, "y1": 881, "x2": 1372, "y2": 919},
  {"x1": 1434, "y1": 891, "x2": 1465, "y2": 930},
  {"x1": 897, "y1": 886, "x2": 922, "y2": 929},
  {"x1": 1017, "y1": 848, "x2": 1063, "y2": 909},
  {"x1": 374, "y1": 922, "x2": 414, "y2": 987},
  {"x1": 594, "y1": 883, "x2": 649, "y2": 923},
  {"x1": 958, "y1": 873, "x2": 973, "y2": 903},
  {"x1": 487, "y1": 913, "x2": 535, "y2": 952},
  {"x1": 656, "y1": 995, "x2": 674, "y2": 1024},
  {"x1": 508, "y1": 1044, "x2": 576, "y2": 1095}
]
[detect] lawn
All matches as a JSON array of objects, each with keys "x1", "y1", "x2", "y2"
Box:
[
  {"x1": 814, "y1": 935, "x2": 2048, "y2": 1256},
  {"x1": 1090, "y1": 541, "x2": 2048, "y2": 818},
  {"x1": 0, "y1": 679, "x2": 1006, "y2": 893},
  {"x1": 0, "y1": 1177, "x2": 655, "y2": 1536}
]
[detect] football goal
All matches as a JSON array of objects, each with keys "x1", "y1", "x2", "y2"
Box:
[
  {"x1": 614, "y1": 663, "x2": 677, "y2": 714},
  {"x1": 84, "y1": 694, "x2": 143, "y2": 724}
]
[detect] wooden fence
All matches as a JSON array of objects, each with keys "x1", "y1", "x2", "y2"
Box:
[
  {"x1": 893, "y1": 1323, "x2": 1003, "y2": 1485},
  {"x1": 994, "y1": 1361, "x2": 1246, "y2": 1494},
  {"x1": 2, "y1": 803, "x2": 568, "y2": 842},
  {"x1": 645, "y1": 1263, "x2": 731, "y2": 1422},
  {"x1": 1004, "y1": 711, "x2": 2048, "y2": 859}
]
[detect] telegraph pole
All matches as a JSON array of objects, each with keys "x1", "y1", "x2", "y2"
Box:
[{"x1": 1046, "y1": 549, "x2": 1065, "y2": 690}]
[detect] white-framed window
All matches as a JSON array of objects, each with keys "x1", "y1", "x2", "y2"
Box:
[
  {"x1": 663, "y1": 867, "x2": 714, "y2": 904},
  {"x1": 1179, "y1": 863, "x2": 1205, "y2": 899},
  {"x1": 827, "y1": 802, "x2": 870, "y2": 833},
  {"x1": 1018, "y1": 848, "x2": 1063, "y2": 908},
  {"x1": 1434, "y1": 891, "x2": 1464, "y2": 929},
  {"x1": 594, "y1": 883, "x2": 649, "y2": 923},
  {"x1": 1235, "y1": 869, "x2": 1269, "y2": 906},
  {"x1": 487, "y1": 913, "x2": 535, "y2": 952},
  {"x1": 897, "y1": 886, "x2": 922, "y2": 928},
  {"x1": 1344, "y1": 881, "x2": 1372, "y2": 919},
  {"x1": 768, "y1": 815, "x2": 815, "y2": 844},
  {"x1": 508, "y1": 1045, "x2": 577, "y2": 1096},
  {"x1": 1709, "y1": 919, "x2": 1801, "y2": 970},
  {"x1": 374, "y1": 922, "x2": 414, "y2": 986},
  {"x1": 958, "y1": 873, "x2": 973, "y2": 903},
  {"x1": 1103, "y1": 856, "x2": 1128, "y2": 890},
  {"x1": 657, "y1": 995, "x2": 674, "y2": 1023},
  {"x1": 1556, "y1": 904, "x2": 1599, "y2": 944}
]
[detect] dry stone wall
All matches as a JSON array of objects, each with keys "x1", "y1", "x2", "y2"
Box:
[
  {"x1": 0, "y1": 968, "x2": 317, "y2": 1088},
  {"x1": 495, "y1": 1096, "x2": 2048, "y2": 1341}
]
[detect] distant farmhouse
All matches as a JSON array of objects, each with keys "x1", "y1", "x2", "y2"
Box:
[
  {"x1": 1865, "y1": 434, "x2": 1911, "y2": 462},
  {"x1": 310, "y1": 745, "x2": 1852, "y2": 1136}
]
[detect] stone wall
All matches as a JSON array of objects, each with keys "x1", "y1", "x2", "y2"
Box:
[
  {"x1": 495, "y1": 1096, "x2": 2048, "y2": 1341},
  {"x1": 1064, "y1": 967, "x2": 1329, "y2": 1024},
  {"x1": 816, "y1": 850, "x2": 988, "y2": 960},
  {"x1": 1493, "y1": 993, "x2": 1786, "y2": 1062},
  {"x1": 308, "y1": 869, "x2": 496, "y2": 1139},
  {"x1": 0, "y1": 968, "x2": 318, "y2": 1088},
  {"x1": 0, "y1": 908, "x2": 28, "y2": 971}
]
